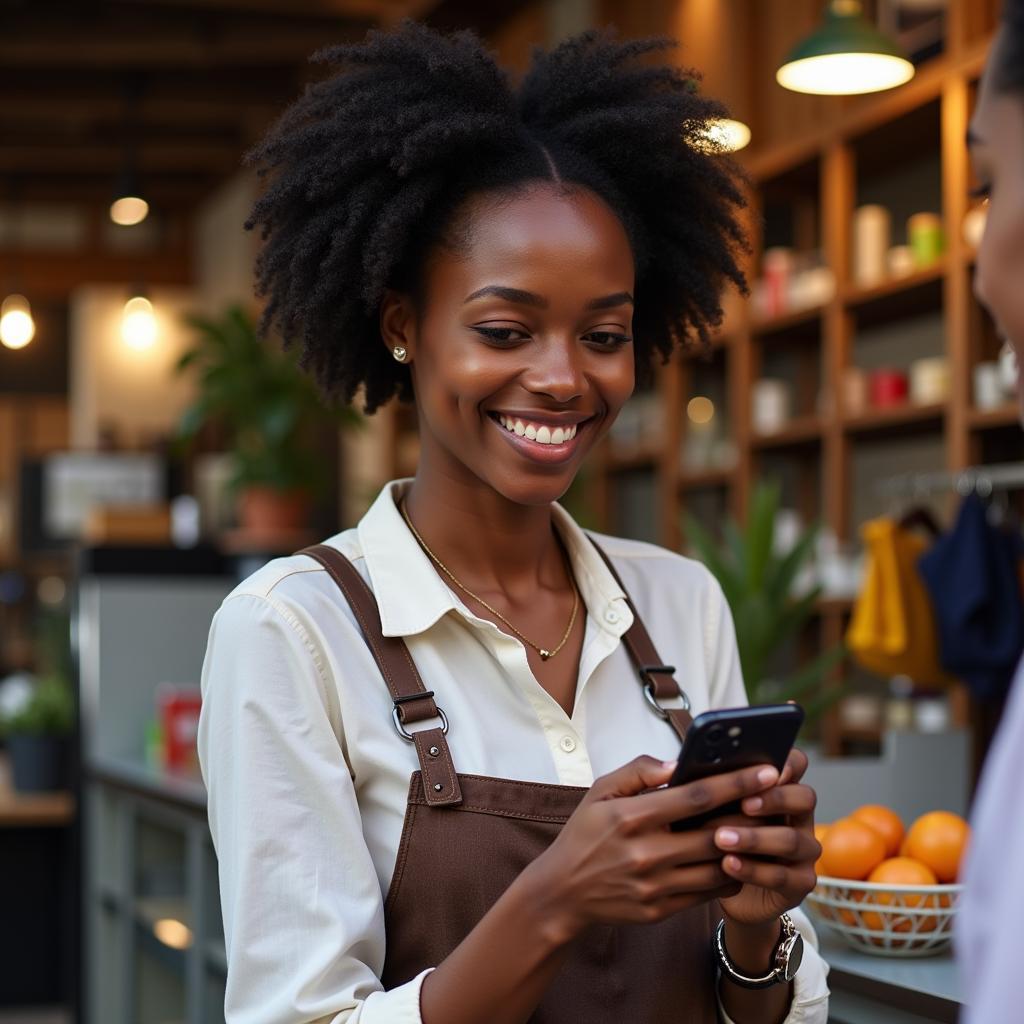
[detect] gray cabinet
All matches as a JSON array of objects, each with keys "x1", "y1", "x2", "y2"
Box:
[{"x1": 85, "y1": 761, "x2": 224, "y2": 1024}]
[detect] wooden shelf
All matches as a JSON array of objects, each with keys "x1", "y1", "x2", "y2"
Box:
[
  {"x1": 605, "y1": 442, "x2": 660, "y2": 470},
  {"x1": 750, "y1": 416, "x2": 825, "y2": 450},
  {"x1": 0, "y1": 753, "x2": 75, "y2": 828},
  {"x1": 752, "y1": 304, "x2": 825, "y2": 342},
  {"x1": 844, "y1": 263, "x2": 946, "y2": 326},
  {"x1": 843, "y1": 402, "x2": 946, "y2": 437},
  {"x1": 816, "y1": 596, "x2": 856, "y2": 617},
  {"x1": 968, "y1": 403, "x2": 1020, "y2": 429},
  {"x1": 679, "y1": 466, "x2": 735, "y2": 491}
]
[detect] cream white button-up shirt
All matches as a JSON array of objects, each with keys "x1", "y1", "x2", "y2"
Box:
[{"x1": 198, "y1": 479, "x2": 830, "y2": 1023}]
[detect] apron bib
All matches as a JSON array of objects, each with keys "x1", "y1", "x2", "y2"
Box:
[{"x1": 300, "y1": 538, "x2": 720, "y2": 1022}]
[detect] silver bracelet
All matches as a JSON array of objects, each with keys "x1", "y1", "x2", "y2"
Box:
[{"x1": 714, "y1": 913, "x2": 804, "y2": 990}]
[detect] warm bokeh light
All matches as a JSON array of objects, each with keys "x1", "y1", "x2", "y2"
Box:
[
  {"x1": 121, "y1": 295, "x2": 157, "y2": 350},
  {"x1": 776, "y1": 52, "x2": 914, "y2": 96},
  {"x1": 153, "y1": 917, "x2": 193, "y2": 950},
  {"x1": 700, "y1": 118, "x2": 752, "y2": 153},
  {"x1": 110, "y1": 195, "x2": 149, "y2": 226},
  {"x1": 687, "y1": 396, "x2": 715, "y2": 425},
  {"x1": 1, "y1": 293, "x2": 36, "y2": 350},
  {"x1": 37, "y1": 576, "x2": 67, "y2": 606}
]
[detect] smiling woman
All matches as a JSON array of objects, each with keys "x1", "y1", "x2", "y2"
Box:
[{"x1": 198, "y1": 19, "x2": 830, "y2": 1024}]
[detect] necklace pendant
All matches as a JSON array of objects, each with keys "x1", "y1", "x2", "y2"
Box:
[{"x1": 539, "y1": 649, "x2": 551, "y2": 661}]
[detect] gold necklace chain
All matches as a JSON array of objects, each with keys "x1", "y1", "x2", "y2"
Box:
[{"x1": 399, "y1": 500, "x2": 579, "y2": 661}]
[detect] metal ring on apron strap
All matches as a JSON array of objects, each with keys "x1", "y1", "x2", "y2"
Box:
[{"x1": 392, "y1": 705, "x2": 450, "y2": 741}]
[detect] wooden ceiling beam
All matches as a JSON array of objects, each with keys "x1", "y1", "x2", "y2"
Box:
[
  {"x1": 0, "y1": 143, "x2": 245, "y2": 175},
  {"x1": 0, "y1": 27, "x2": 358, "y2": 68},
  {"x1": 112, "y1": 0, "x2": 440, "y2": 21}
]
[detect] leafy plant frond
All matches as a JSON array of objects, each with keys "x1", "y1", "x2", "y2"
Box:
[{"x1": 682, "y1": 483, "x2": 847, "y2": 728}]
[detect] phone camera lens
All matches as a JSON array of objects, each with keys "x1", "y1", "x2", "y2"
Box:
[{"x1": 707, "y1": 726, "x2": 724, "y2": 743}]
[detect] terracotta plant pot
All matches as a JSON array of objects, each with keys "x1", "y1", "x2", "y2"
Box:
[{"x1": 237, "y1": 486, "x2": 311, "y2": 534}]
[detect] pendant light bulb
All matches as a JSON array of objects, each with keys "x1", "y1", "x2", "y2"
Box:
[
  {"x1": 1, "y1": 293, "x2": 36, "y2": 350},
  {"x1": 110, "y1": 195, "x2": 149, "y2": 226},
  {"x1": 122, "y1": 294, "x2": 157, "y2": 350},
  {"x1": 777, "y1": 0, "x2": 915, "y2": 96}
]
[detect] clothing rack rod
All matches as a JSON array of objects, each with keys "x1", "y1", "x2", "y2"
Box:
[{"x1": 876, "y1": 461, "x2": 1024, "y2": 498}]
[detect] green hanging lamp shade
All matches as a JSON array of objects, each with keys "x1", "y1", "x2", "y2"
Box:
[{"x1": 777, "y1": 0, "x2": 915, "y2": 96}]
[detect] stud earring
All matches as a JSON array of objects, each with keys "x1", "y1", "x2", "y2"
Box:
[{"x1": 392, "y1": 345, "x2": 408, "y2": 362}]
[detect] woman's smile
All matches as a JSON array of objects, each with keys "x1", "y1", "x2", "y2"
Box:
[{"x1": 487, "y1": 410, "x2": 595, "y2": 463}]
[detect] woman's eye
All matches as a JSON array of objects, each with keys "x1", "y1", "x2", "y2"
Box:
[
  {"x1": 585, "y1": 331, "x2": 632, "y2": 348},
  {"x1": 472, "y1": 326, "x2": 528, "y2": 344},
  {"x1": 969, "y1": 182, "x2": 991, "y2": 200}
]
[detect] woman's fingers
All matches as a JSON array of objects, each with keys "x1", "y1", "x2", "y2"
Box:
[
  {"x1": 776, "y1": 747, "x2": 809, "y2": 787},
  {"x1": 713, "y1": 825, "x2": 821, "y2": 864},
  {"x1": 629, "y1": 763, "x2": 780, "y2": 830},
  {"x1": 740, "y1": 781, "x2": 817, "y2": 827},
  {"x1": 720, "y1": 854, "x2": 817, "y2": 901},
  {"x1": 588, "y1": 755, "x2": 677, "y2": 802}
]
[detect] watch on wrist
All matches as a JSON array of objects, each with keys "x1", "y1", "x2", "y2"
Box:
[{"x1": 714, "y1": 913, "x2": 804, "y2": 990}]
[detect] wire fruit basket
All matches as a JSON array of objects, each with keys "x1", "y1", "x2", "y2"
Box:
[{"x1": 805, "y1": 875, "x2": 963, "y2": 957}]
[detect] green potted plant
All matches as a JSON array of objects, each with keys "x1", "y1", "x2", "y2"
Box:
[
  {"x1": 684, "y1": 482, "x2": 845, "y2": 724},
  {"x1": 175, "y1": 304, "x2": 361, "y2": 534},
  {"x1": 1, "y1": 674, "x2": 75, "y2": 792}
]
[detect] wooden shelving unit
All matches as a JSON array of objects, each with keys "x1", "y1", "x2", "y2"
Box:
[{"x1": 585, "y1": 7, "x2": 1005, "y2": 758}]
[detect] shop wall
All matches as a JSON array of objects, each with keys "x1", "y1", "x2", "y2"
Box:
[{"x1": 68, "y1": 285, "x2": 198, "y2": 450}]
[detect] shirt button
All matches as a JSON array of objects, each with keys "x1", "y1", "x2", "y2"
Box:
[
  {"x1": 559, "y1": 735, "x2": 577, "y2": 753},
  {"x1": 604, "y1": 608, "x2": 620, "y2": 624}
]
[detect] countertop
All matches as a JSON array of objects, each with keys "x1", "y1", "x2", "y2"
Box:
[
  {"x1": 815, "y1": 924, "x2": 962, "y2": 1023},
  {"x1": 0, "y1": 752, "x2": 75, "y2": 827},
  {"x1": 86, "y1": 752, "x2": 207, "y2": 810}
]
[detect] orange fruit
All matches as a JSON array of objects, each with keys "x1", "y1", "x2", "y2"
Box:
[
  {"x1": 851, "y1": 805, "x2": 905, "y2": 858},
  {"x1": 817, "y1": 818, "x2": 887, "y2": 881},
  {"x1": 861, "y1": 857, "x2": 938, "y2": 932},
  {"x1": 813, "y1": 824, "x2": 831, "y2": 874},
  {"x1": 901, "y1": 811, "x2": 970, "y2": 883}
]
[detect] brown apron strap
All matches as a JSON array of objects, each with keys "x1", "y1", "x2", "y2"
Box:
[
  {"x1": 298, "y1": 544, "x2": 463, "y2": 807},
  {"x1": 586, "y1": 536, "x2": 694, "y2": 743}
]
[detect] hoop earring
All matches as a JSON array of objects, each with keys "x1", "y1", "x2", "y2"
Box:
[{"x1": 392, "y1": 345, "x2": 408, "y2": 362}]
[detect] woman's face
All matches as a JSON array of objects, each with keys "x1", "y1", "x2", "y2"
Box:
[
  {"x1": 383, "y1": 183, "x2": 636, "y2": 507},
  {"x1": 970, "y1": 28, "x2": 1024, "y2": 422}
]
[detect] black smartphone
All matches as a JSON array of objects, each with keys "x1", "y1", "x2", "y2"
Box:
[{"x1": 667, "y1": 703, "x2": 805, "y2": 832}]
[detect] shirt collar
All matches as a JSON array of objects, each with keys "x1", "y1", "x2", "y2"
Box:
[{"x1": 354, "y1": 478, "x2": 634, "y2": 639}]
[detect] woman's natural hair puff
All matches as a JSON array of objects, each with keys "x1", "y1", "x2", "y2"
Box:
[{"x1": 245, "y1": 20, "x2": 747, "y2": 413}]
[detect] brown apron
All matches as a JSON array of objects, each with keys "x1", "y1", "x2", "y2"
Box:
[{"x1": 300, "y1": 538, "x2": 721, "y2": 1022}]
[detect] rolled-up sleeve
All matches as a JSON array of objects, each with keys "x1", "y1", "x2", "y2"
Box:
[{"x1": 198, "y1": 592, "x2": 431, "y2": 1023}]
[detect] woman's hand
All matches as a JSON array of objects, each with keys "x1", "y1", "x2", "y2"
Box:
[
  {"x1": 519, "y1": 755, "x2": 784, "y2": 943},
  {"x1": 714, "y1": 748, "x2": 821, "y2": 928}
]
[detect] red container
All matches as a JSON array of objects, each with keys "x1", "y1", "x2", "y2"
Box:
[
  {"x1": 869, "y1": 368, "x2": 909, "y2": 409},
  {"x1": 159, "y1": 685, "x2": 203, "y2": 774}
]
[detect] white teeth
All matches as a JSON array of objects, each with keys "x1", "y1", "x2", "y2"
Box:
[{"x1": 493, "y1": 414, "x2": 583, "y2": 443}]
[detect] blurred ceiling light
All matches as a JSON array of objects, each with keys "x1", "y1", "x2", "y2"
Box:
[
  {"x1": 153, "y1": 918, "x2": 193, "y2": 950},
  {"x1": 777, "y1": 0, "x2": 915, "y2": 96},
  {"x1": 1, "y1": 293, "x2": 36, "y2": 350},
  {"x1": 701, "y1": 118, "x2": 752, "y2": 154},
  {"x1": 110, "y1": 195, "x2": 149, "y2": 227},
  {"x1": 110, "y1": 75, "x2": 149, "y2": 225},
  {"x1": 687, "y1": 396, "x2": 715, "y2": 425},
  {"x1": 122, "y1": 294, "x2": 157, "y2": 350}
]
